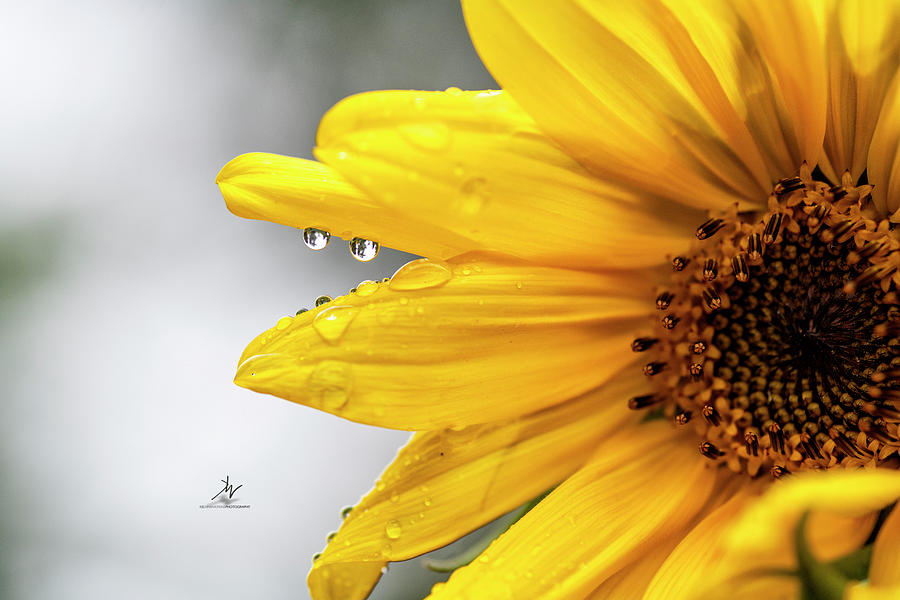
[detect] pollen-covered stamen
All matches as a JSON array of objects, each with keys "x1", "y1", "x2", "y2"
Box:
[
  {"x1": 643, "y1": 362, "x2": 667, "y2": 376},
  {"x1": 702, "y1": 258, "x2": 719, "y2": 281},
  {"x1": 631, "y1": 337, "x2": 658, "y2": 352},
  {"x1": 656, "y1": 291, "x2": 674, "y2": 310},
  {"x1": 699, "y1": 441, "x2": 725, "y2": 459},
  {"x1": 628, "y1": 394, "x2": 661, "y2": 410},
  {"x1": 672, "y1": 256, "x2": 689, "y2": 271},
  {"x1": 629, "y1": 171, "x2": 900, "y2": 478},
  {"x1": 697, "y1": 218, "x2": 725, "y2": 240}
]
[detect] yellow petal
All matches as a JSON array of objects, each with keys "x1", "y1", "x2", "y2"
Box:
[
  {"x1": 306, "y1": 561, "x2": 384, "y2": 600},
  {"x1": 867, "y1": 71, "x2": 900, "y2": 218},
  {"x1": 216, "y1": 152, "x2": 471, "y2": 260},
  {"x1": 664, "y1": 0, "x2": 824, "y2": 180},
  {"x1": 587, "y1": 534, "x2": 682, "y2": 600},
  {"x1": 236, "y1": 253, "x2": 654, "y2": 430},
  {"x1": 725, "y1": 470, "x2": 900, "y2": 557},
  {"x1": 729, "y1": 0, "x2": 827, "y2": 174},
  {"x1": 462, "y1": 0, "x2": 819, "y2": 211},
  {"x1": 644, "y1": 487, "x2": 756, "y2": 600},
  {"x1": 308, "y1": 376, "x2": 645, "y2": 600},
  {"x1": 822, "y1": 0, "x2": 900, "y2": 184},
  {"x1": 426, "y1": 424, "x2": 716, "y2": 600},
  {"x1": 869, "y1": 506, "x2": 900, "y2": 586},
  {"x1": 314, "y1": 89, "x2": 701, "y2": 269},
  {"x1": 845, "y1": 583, "x2": 900, "y2": 600}
]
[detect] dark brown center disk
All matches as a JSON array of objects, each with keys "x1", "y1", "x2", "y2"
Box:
[{"x1": 630, "y1": 175, "x2": 900, "y2": 478}]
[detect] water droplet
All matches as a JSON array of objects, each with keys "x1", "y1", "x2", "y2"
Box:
[
  {"x1": 312, "y1": 552, "x2": 322, "y2": 562},
  {"x1": 315, "y1": 295, "x2": 332, "y2": 307},
  {"x1": 326, "y1": 532, "x2": 337, "y2": 543},
  {"x1": 296, "y1": 308, "x2": 308, "y2": 316},
  {"x1": 444, "y1": 86, "x2": 462, "y2": 95},
  {"x1": 460, "y1": 177, "x2": 489, "y2": 215},
  {"x1": 413, "y1": 96, "x2": 427, "y2": 111},
  {"x1": 423, "y1": 497, "x2": 432, "y2": 507},
  {"x1": 306, "y1": 361, "x2": 352, "y2": 410},
  {"x1": 389, "y1": 259, "x2": 452, "y2": 290},
  {"x1": 302, "y1": 227, "x2": 331, "y2": 250},
  {"x1": 275, "y1": 316, "x2": 293, "y2": 330},
  {"x1": 375, "y1": 480, "x2": 386, "y2": 491},
  {"x1": 390, "y1": 491, "x2": 399, "y2": 503},
  {"x1": 340, "y1": 506, "x2": 353, "y2": 519},
  {"x1": 398, "y1": 121, "x2": 452, "y2": 152},
  {"x1": 515, "y1": 281, "x2": 523, "y2": 289},
  {"x1": 385, "y1": 519, "x2": 403, "y2": 539},
  {"x1": 313, "y1": 306, "x2": 359, "y2": 344},
  {"x1": 349, "y1": 238, "x2": 379, "y2": 262},
  {"x1": 355, "y1": 280, "x2": 379, "y2": 297}
]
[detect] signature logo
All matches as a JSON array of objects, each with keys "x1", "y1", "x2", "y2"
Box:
[
  {"x1": 211, "y1": 475, "x2": 243, "y2": 503},
  {"x1": 199, "y1": 475, "x2": 250, "y2": 509}
]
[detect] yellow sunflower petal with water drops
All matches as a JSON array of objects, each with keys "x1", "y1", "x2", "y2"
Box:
[
  {"x1": 426, "y1": 424, "x2": 716, "y2": 600},
  {"x1": 308, "y1": 375, "x2": 646, "y2": 600},
  {"x1": 216, "y1": 153, "x2": 472, "y2": 260},
  {"x1": 314, "y1": 88, "x2": 700, "y2": 269},
  {"x1": 236, "y1": 253, "x2": 653, "y2": 430},
  {"x1": 462, "y1": 0, "x2": 827, "y2": 210}
]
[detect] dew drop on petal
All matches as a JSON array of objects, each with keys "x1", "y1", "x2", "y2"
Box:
[
  {"x1": 326, "y1": 532, "x2": 336, "y2": 543},
  {"x1": 306, "y1": 360, "x2": 352, "y2": 411},
  {"x1": 349, "y1": 238, "x2": 379, "y2": 262},
  {"x1": 340, "y1": 506, "x2": 353, "y2": 519},
  {"x1": 315, "y1": 295, "x2": 332, "y2": 307},
  {"x1": 389, "y1": 259, "x2": 452, "y2": 291},
  {"x1": 355, "y1": 280, "x2": 379, "y2": 297},
  {"x1": 390, "y1": 491, "x2": 399, "y2": 503},
  {"x1": 397, "y1": 121, "x2": 451, "y2": 152},
  {"x1": 302, "y1": 227, "x2": 331, "y2": 250},
  {"x1": 385, "y1": 519, "x2": 403, "y2": 539},
  {"x1": 459, "y1": 177, "x2": 489, "y2": 215},
  {"x1": 313, "y1": 306, "x2": 359, "y2": 344},
  {"x1": 275, "y1": 316, "x2": 293, "y2": 330},
  {"x1": 296, "y1": 308, "x2": 308, "y2": 316}
]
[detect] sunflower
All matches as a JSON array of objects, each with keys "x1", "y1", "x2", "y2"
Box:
[{"x1": 216, "y1": 1, "x2": 900, "y2": 598}]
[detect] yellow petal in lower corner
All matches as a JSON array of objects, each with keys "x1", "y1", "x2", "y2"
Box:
[
  {"x1": 724, "y1": 470, "x2": 900, "y2": 557},
  {"x1": 216, "y1": 152, "x2": 473, "y2": 260},
  {"x1": 869, "y1": 505, "x2": 900, "y2": 586},
  {"x1": 308, "y1": 375, "x2": 645, "y2": 600},
  {"x1": 315, "y1": 89, "x2": 700, "y2": 270},
  {"x1": 426, "y1": 424, "x2": 716, "y2": 600},
  {"x1": 236, "y1": 253, "x2": 652, "y2": 430}
]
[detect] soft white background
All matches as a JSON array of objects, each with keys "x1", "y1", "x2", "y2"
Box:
[{"x1": 0, "y1": 1, "x2": 495, "y2": 598}]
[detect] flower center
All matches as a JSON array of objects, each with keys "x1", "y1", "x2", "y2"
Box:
[{"x1": 630, "y1": 169, "x2": 900, "y2": 478}]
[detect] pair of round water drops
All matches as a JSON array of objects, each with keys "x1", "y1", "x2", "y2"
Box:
[
  {"x1": 302, "y1": 226, "x2": 380, "y2": 262},
  {"x1": 629, "y1": 166, "x2": 899, "y2": 479}
]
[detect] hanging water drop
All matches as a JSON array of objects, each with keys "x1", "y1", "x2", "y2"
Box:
[
  {"x1": 315, "y1": 295, "x2": 332, "y2": 307},
  {"x1": 349, "y1": 238, "x2": 379, "y2": 262},
  {"x1": 340, "y1": 506, "x2": 353, "y2": 520},
  {"x1": 302, "y1": 227, "x2": 331, "y2": 250}
]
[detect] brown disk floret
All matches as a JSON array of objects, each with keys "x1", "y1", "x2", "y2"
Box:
[{"x1": 629, "y1": 169, "x2": 900, "y2": 477}]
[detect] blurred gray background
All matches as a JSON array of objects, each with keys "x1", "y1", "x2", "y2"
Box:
[{"x1": 0, "y1": 1, "x2": 495, "y2": 598}]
